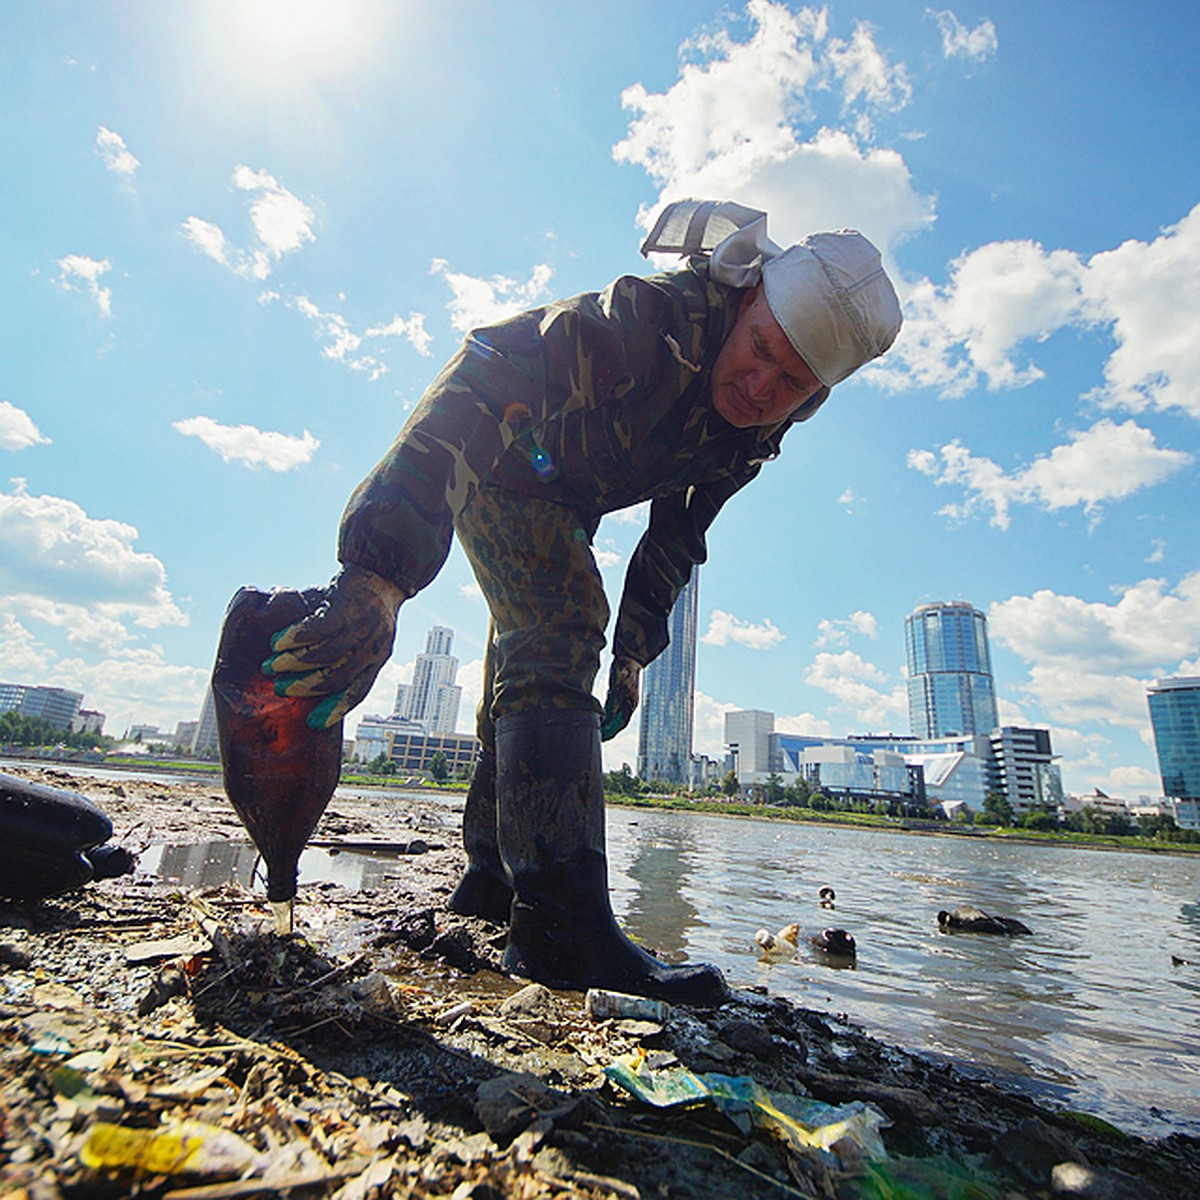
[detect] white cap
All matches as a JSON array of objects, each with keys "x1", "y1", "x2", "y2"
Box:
[
  {"x1": 641, "y1": 201, "x2": 903, "y2": 389},
  {"x1": 762, "y1": 231, "x2": 902, "y2": 388}
]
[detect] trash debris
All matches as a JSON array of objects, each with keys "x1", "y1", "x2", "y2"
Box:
[
  {"x1": 79, "y1": 1119, "x2": 266, "y2": 1177},
  {"x1": 0, "y1": 770, "x2": 129, "y2": 901},
  {"x1": 604, "y1": 1048, "x2": 889, "y2": 1165},
  {"x1": 585, "y1": 988, "x2": 669, "y2": 1023}
]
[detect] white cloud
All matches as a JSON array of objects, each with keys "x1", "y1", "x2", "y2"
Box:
[
  {"x1": 173, "y1": 416, "x2": 319, "y2": 472},
  {"x1": 909, "y1": 419, "x2": 1192, "y2": 529},
  {"x1": 878, "y1": 204, "x2": 1200, "y2": 421},
  {"x1": 882, "y1": 239, "x2": 1090, "y2": 397},
  {"x1": 804, "y1": 649, "x2": 908, "y2": 728},
  {"x1": 0, "y1": 401, "x2": 50, "y2": 451},
  {"x1": 366, "y1": 312, "x2": 434, "y2": 357},
  {"x1": 0, "y1": 481, "x2": 185, "y2": 640},
  {"x1": 95, "y1": 126, "x2": 139, "y2": 176},
  {"x1": 827, "y1": 21, "x2": 912, "y2": 112},
  {"x1": 182, "y1": 165, "x2": 315, "y2": 281},
  {"x1": 1083, "y1": 204, "x2": 1200, "y2": 419},
  {"x1": 291, "y1": 295, "x2": 385, "y2": 379},
  {"x1": 277, "y1": 295, "x2": 435, "y2": 378},
  {"x1": 180, "y1": 217, "x2": 230, "y2": 267},
  {"x1": 815, "y1": 609, "x2": 879, "y2": 647},
  {"x1": 431, "y1": 258, "x2": 554, "y2": 333},
  {"x1": 989, "y1": 573, "x2": 1200, "y2": 734},
  {"x1": 233, "y1": 165, "x2": 316, "y2": 276},
  {"x1": 1146, "y1": 538, "x2": 1166, "y2": 564},
  {"x1": 56, "y1": 254, "x2": 113, "y2": 317},
  {"x1": 929, "y1": 10, "x2": 998, "y2": 62},
  {"x1": 0, "y1": 613, "x2": 210, "y2": 736},
  {"x1": 613, "y1": 1, "x2": 934, "y2": 251},
  {"x1": 604, "y1": 501, "x2": 651, "y2": 527},
  {"x1": 701, "y1": 608, "x2": 785, "y2": 650}
]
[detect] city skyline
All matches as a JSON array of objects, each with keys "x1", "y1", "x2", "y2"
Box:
[{"x1": 3, "y1": 4, "x2": 1198, "y2": 799}]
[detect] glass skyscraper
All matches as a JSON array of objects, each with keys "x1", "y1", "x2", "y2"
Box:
[
  {"x1": 1148, "y1": 677, "x2": 1200, "y2": 799},
  {"x1": 637, "y1": 570, "x2": 699, "y2": 785},
  {"x1": 905, "y1": 601, "x2": 998, "y2": 738}
]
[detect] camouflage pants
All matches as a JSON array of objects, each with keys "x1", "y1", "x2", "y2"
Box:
[{"x1": 454, "y1": 486, "x2": 607, "y2": 747}]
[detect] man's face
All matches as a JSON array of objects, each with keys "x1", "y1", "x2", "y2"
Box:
[{"x1": 710, "y1": 286, "x2": 823, "y2": 427}]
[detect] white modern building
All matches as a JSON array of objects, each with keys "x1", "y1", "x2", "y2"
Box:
[
  {"x1": 400, "y1": 625, "x2": 462, "y2": 734},
  {"x1": 724, "y1": 709, "x2": 1061, "y2": 815}
]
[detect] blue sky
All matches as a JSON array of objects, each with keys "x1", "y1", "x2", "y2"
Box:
[{"x1": 2, "y1": 1, "x2": 1198, "y2": 798}]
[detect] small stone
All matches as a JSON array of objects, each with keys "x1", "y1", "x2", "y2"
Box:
[
  {"x1": 500, "y1": 983, "x2": 556, "y2": 1019},
  {"x1": 718, "y1": 1017, "x2": 776, "y2": 1059}
]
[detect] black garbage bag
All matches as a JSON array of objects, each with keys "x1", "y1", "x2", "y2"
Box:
[{"x1": 0, "y1": 771, "x2": 119, "y2": 901}]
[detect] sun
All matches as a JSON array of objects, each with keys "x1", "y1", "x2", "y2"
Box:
[{"x1": 195, "y1": 0, "x2": 390, "y2": 95}]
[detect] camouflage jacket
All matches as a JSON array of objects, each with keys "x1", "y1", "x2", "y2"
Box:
[{"x1": 339, "y1": 260, "x2": 827, "y2": 667}]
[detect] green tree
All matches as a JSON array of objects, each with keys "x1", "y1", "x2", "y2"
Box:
[
  {"x1": 981, "y1": 791, "x2": 1014, "y2": 826},
  {"x1": 368, "y1": 753, "x2": 396, "y2": 776},
  {"x1": 604, "y1": 763, "x2": 642, "y2": 796},
  {"x1": 764, "y1": 772, "x2": 785, "y2": 804},
  {"x1": 721, "y1": 769, "x2": 740, "y2": 797},
  {"x1": 429, "y1": 750, "x2": 449, "y2": 783}
]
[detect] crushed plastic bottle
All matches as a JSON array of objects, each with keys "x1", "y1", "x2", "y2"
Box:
[{"x1": 212, "y1": 586, "x2": 343, "y2": 922}]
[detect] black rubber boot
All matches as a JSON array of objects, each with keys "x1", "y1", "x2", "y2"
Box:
[
  {"x1": 446, "y1": 747, "x2": 513, "y2": 923},
  {"x1": 497, "y1": 708, "x2": 729, "y2": 1006}
]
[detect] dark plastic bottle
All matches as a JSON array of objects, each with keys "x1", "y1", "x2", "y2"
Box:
[
  {"x1": 0, "y1": 771, "x2": 114, "y2": 901},
  {"x1": 212, "y1": 586, "x2": 343, "y2": 929}
]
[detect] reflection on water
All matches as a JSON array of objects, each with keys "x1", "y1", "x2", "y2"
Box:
[
  {"x1": 142, "y1": 841, "x2": 416, "y2": 893},
  {"x1": 605, "y1": 808, "x2": 1200, "y2": 1138}
]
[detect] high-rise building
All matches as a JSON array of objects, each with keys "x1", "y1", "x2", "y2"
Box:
[
  {"x1": 0, "y1": 682, "x2": 84, "y2": 730},
  {"x1": 905, "y1": 601, "x2": 998, "y2": 738},
  {"x1": 402, "y1": 625, "x2": 462, "y2": 734},
  {"x1": 638, "y1": 571, "x2": 699, "y2": 784},
  {"x1": 1148, "y1": 677, "x2": 1200, "y2": 800},
  {"x1": 192, "y1": 686, "x2": 219, "y2": 756}
]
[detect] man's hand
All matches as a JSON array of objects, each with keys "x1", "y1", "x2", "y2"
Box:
[
  {"x1": 262, "y1": 564, "x2": 407, "y2": 729},
  {"x1": 600, "y1": 655, "x2": 643, "y2": 741}
]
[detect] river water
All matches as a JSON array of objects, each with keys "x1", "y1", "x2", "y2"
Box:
[
  {"x1": 15, "y1": 763, "x2": 1200, "y2": 1139},
  {"x1": 603, "y1": 806, "x2": 1200, "y2": 1140}
]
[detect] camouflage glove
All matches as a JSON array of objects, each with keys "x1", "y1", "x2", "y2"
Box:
[
  {"x1": 262, "y1": 564, "x2": 407, "y2": 729},
  {"x1": 600, "y1": 654, "x2": 643, "y2": 742}
]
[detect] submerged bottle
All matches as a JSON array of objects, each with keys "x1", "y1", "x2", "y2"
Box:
[{"x1": 212, "y1": 587, "x2": 343, "y2": 931}]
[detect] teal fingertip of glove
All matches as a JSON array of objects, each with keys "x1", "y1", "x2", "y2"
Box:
[
  {"x1": 307, "y1": 692, "x2": 345, "y2": 730},
  {"x1": 270, "y1": 672, "x2": 308, "y2": 697}
]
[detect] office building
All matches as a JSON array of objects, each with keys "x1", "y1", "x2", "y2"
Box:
[
  {"x1": 905, "y1": 601, "x2": 998, "y2": 738},
  {"x1": 401, "y1": 625, "x2": 462, "y2": 734},
  {"x1": 354, "y1": 712, "x2": 478, "y2": 777},
  {"x1": 724, "y1": 709, "x2": 776, "y2": 778},
  {"x1": 726, "y1": 710, "x2": 1059, "y2": 815},
  {"x1": 0, "y1": 682, "x2": 84, "y2": 730},
  {"x1": 989, "y1": 726, "x2": 1062, "y2": 812},
  {"x1": 1149, "y1": 677, "x2": 1200, "y2": 801},
  {"x1": 638, "y1": 570, "x2": 699, "y2": 785}
]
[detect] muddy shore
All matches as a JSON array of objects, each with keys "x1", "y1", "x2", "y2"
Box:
[{"x1": 2, "y1": 765, "x2": 1197, "y2": 1199}]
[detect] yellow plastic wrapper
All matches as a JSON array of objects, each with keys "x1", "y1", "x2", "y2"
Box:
[{"x1": 80, "y1": 1120, "x2": 265, "y2": 1177}]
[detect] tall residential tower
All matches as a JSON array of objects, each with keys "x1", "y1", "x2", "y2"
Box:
[
  {"x1": 637, "y1": 571, "x2": 699, "y2": 785},
  {"x1": 401, "y1": 625, "x2": 462, "y2": 734},
  {"x1": 905, "y1": 601, "x2": 998, "y2": 739}
]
